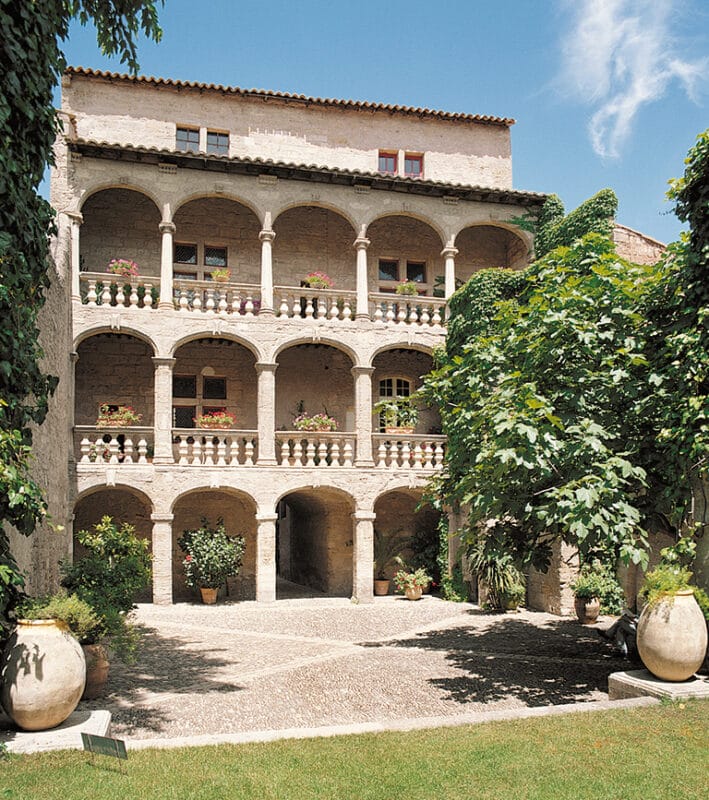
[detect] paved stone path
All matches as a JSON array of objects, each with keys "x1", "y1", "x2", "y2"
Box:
[{"x1": 77, "y1": 596, "x2": 630, "y2": 741}]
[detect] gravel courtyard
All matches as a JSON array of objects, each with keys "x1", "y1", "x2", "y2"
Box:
[{"x1": 80, "y1": 596, "x2": 630, "y2": 741}]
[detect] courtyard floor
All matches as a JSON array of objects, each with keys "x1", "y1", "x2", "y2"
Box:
[{"x1": 77, "y1": 594, "x2": 631, "y2": 742}]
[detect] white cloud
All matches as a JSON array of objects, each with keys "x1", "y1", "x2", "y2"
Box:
[{"x1": 559, "y1": 0, "x2": 708, "y2": 158}]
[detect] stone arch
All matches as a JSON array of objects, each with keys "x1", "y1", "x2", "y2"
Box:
[
  {"x1": 275, "y1": 485, "x2": 357, "y2": 598},
  {"x1": 365, "y1": 214, "x2": 446, "y2": 296},
  {"x1": 72, "y1": 486, "x2": 154, "y2": 602},
  {"x1": 171, "y1": 487, "x2": 259, "y2": 602},
  {"x1": 365, "y1": 211, "x2": 447, "y2": 248},
  {"x1": 79, "y1": 182, "x2": 163, "y2": 216},
  {"x1": 170, "y1": 332, "x2": 262, "y2": 362},
  {"x1": 172, "y1": 196, "x2": 262, "y2": 285},
  {"x1": 453, "y1": 222, "x2": 530, "y2": 281},
  {"x1": 73, "y1": 325, "x2": 158, "y2": 355},
  {"x1": 272, "y1": 201, "x2": 358, "y2": 236},
  {"x1": 272, "y1": 204, "x2": 358, "y2": 291},
  {"x1": 75, "y1": 332, "x2": 156, "y2": 426},
  {"x1": 79, "y1": 187, "x2": 162, "y2": 279},
  {"x1": 275, "y1": 342, "x2": 356, "y2": 432}
]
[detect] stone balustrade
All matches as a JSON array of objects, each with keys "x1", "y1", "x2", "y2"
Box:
[
  {"x1": 75, "y1": 426, "x2": 154, "y2": 463},
  {"x1": 172, "y1": 430, "x2": 259, "y2": 465},
  {"x1": 368, "y1": 293, "x2": 446, "y2": 327},
  {"x1": 372, "y1": 434, "x2": 446, "y2": 469},
  {"x1": 274, "y1": 286, "x2": 356, "y2": 321},
  {"x1": 80, "y1": 272, "x2": 158, "y2": 309},
  {"x1": 275, "y1": 432, "x2": 355, "y2": 467},
  {"x1": 173, "y1": 280, "x2": 261, "y2": 316}
]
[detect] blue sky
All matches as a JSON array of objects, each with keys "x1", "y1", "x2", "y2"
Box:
[{"x1": 58, "y1": 0, "x2": 709, "y2": 244}]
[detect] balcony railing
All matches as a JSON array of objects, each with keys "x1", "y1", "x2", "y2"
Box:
[
  {"x1": 80, "y1": 273, "x2": 158, "y2": 310},
  {"x1": 372, "y1": 434, "x2": 446, "y2": 469},
  {"x1": 274, "y1": 286, "x2": 355, "y2": 321},
  {"x1": 75, "y1": 426, "x2": 154, "y2": 463},
  {"x1": 368, "y1": 293, "x2": 446, "y2": 326},
  {"x1": 174, "y1": 280, "x2": 261, "y2": 316},
  {"x1": 275, "y1": 431, "x2": 355, "y2": 467},
  {"x1": 172, "y1": 429, "x2": 258, "y2": 465}
]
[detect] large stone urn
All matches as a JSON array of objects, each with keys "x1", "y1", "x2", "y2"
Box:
[
  {"x1": 1, "y1": 619, "x2": 86, "y2": 731},
  {"x1": 636, "y1": 590, "x2": 708, "y2": 682}
]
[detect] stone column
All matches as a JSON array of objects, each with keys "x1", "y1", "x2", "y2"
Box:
[
  {"x1": 352, "y1": 510, "x2": 376, "y2": 603},
  {"x1": 68, "y1": 212, "x2": 83, "y2": 301},
  {"x1": 353, "y1": 234, "x2": 370, "y2": 319},
  {"x1": 152, "y1": 357, "x2": 176, "y2": 464},
  {"x1": 158, "y1": 221, "x2": 176, "y2": 309},
  {"x1": 256, "y1": 512, "x2": 278, "y2": 602},
  {"x1": 351, "y1": 365, "x2": 375, "y2": 465},
  {"x1": 151, "y1": 512, "x2": 174, "y2": 605},
  {"x1": 256, "y1": 362, "x2": 278, "y2": 465},
  {"x1": 442, "y1": 245, "x2": 458, "y2": 300},
  {"x1": 68, "y1": 352, "x2": 79, "y2": 465},
  {"x1": 259, "y1": 227, "x2": 276, "y2": 315}
]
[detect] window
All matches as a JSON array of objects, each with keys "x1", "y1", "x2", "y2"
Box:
[
  {"x1": 206, "y1": 131, "x2": 229, "y2": 155},
  {"x1": 173, "y1": 405, "x2": 196, "y2": 428},
  {"x1": 176, "y1": 127, "x2": 199, "y2": 153},
  {"x1": 173, "y1": 375, "x2": 197, "y2": 398},
  {"x1": 378, "y1": 259, "x2": 399, "y2": 282},
  {"x1": 377, "y1": 378, "x2": 412, "y2": 432},
  {"x1": 204, "y1": 246, "x2": 227, "y2": 268},
  {"x1": 378, "y1": 151, "x2": 398, "y2": 175},
  {"x1": 378, "y1": 259, "x2": 428, "y2": 293},
  {"x1": 175, "y1": 243, "x2": 197, "y2": 265},
  {"x1": 406, "y1": 261, "x2": 426, "y2": 283},
  {"x1": 404, "y1": 154, "x2": 423, "y2": 178},
  {"x1": 203, "y1": 377, "x2": 226, "y2": 400}
]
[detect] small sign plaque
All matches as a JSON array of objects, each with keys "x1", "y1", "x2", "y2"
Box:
[{"x1": 81, "y1": 732, "x2": 128, "y2": 760}]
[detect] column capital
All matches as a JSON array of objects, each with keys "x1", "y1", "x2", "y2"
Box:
[
  {"x1": 151, "y1": 512, "x2": 174, "y2": 524},
  {"x1": 353, "y1": 236, "x2": 370, "y2": 250},
  {"x1": 255, "y1": 361, "x2": 278, "y2": 374},
  {"x1": 159, "y1": 221, "x2": 176, "y2": 235},
  {"x1": 152, "y1": 356, "x2": 176, "y2": 370},
  {"x1": 351, "y1": 365, "x2": 375, "y2": 377},
  {"x1": 259, "y1": 228, "x2": 276, "y2": 243},
  {"x1": 65, "y1": 211, "x2": 83, "y2": 225},
  {"x1": 352, "y1": 510, "x2": 376, "y2": 522},
  {"x1": 441, "y1": 246, "x2": 459, "y2": 258},
  {"x1": 256, "y1": 512, "x2": 279, "y2": 523}
]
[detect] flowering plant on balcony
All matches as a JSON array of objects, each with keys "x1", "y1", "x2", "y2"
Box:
[
  {"x1": 194, "y1": 410, "x2": 236, "y2": 429},
  {"x1": 303, "y1": 271, "x2": 334, "y2": 289},
  {"x1": 210, "y1": 267, "x2": 232, "y2": 283},
  {"x1": 107, "y1": 259, "x2": 139, "y2": 278},
  {"x1": 96, "y1": 404, "x2": 142, "y2": 427},
  {"x1": 293, "y1": 412, "x2": 338, "y2": 432},
  {"x1": 395, "y1": 280, "x2": 419, "y2": 296}
]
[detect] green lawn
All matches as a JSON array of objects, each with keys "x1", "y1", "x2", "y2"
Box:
[{"x1": 2, "y1": 701, "x2": 707, "y2": 800}]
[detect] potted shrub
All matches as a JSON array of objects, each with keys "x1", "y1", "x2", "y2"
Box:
[
  {"x1": 636, "y1": 541, "x2": 708, "y2": 681},
  {"x1": 373, "y1": 528, "x2": 409, "y2": 596},
  {"x1": 178, "y1": 519, "x2": 246, "y2": 604},
  {"x1": 96, "y1": 403, "x2": 142, "y2": 427},
  {"x1": 395, "y1": 280, "x2": 418, "y2": 296},
  {"x1": 373, "y1": 395, "x2": 419, "y2": 434},
  {"x1": 194, "y1": 410, "x2": 236, "y2": 429},
  {"x1": 393, "y1": 567, "x2": 431, "y2": 601},
  {"x1": 570, "y1": 559, "x2": 622, "y2": 624},
  {"x1": 501, "y1": 581, "x2": 526, "y2": 611},
  {"x1": 210, "y1": 267, "x2": 231, "y2": 283},
  {"x1": 302, "y1": 271, "x2": 334, "y2": 289},
  {"x1": 466, "y1": 536, "x2": 525, "y2": 612},
  {"x1": 292, "y1": 411, "x2": 338, "y2": 432}
]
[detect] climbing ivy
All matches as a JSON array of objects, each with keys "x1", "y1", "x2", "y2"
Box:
[
  {"x1": 534, "y1": 189, "x2": 618, "y2": 258},
  {"x1": 0, "y1": 1, "x2": 162, "y2": 635}
]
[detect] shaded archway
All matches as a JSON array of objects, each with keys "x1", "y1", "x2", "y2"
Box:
[
  {"x1": 454, "y1": 224, "x2": 529, "y2": 282},
  {"x1": 73, "y1": 487, "x2": 154, "y2": 602},
  {"x1": 171, "y1": 489, "x2": 258, "y2": 602},
  {"x1": 276, "y1": 487, "x2": 356, "y2": 597},
  {"x1": 367, "y1": 215, "x2": 444, "y2": 296},
  {"x1": 374, "y1": 488, "x2": 441, "y2": 587},
  {"x1": 272, "y1": 205, "x2": 356, "y2": 289},
  {"x1": 172, "y1": 197, "x2": 261, "y2": 284},
  {"x1": 81, "y1": 188, "x2": 161, "y2": 278}
]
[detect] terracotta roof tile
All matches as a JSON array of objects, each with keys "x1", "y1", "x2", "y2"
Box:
[{"x1": 64, "y1": 67, "x2": 516, "y2": 127}]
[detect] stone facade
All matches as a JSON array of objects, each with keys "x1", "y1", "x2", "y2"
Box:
[
  {"x1": 613, "y1": 223, "x2": 665, "y2": 265},
  {"x1": 18, "y1": 67, "x2": 604, "y2": 610}
]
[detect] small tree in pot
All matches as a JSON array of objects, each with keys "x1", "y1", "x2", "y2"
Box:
[
  {"x1": 373, "y1": 528, "x2": 409, "y2": 595},
  {"x1": 178, "y1": 519, "x2": 246, "y2": 604}
]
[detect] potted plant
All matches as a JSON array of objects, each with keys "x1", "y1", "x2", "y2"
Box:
[
  {"x1": 501, "y1": 581, "x2": 526, "y2": 611},
  {"x1": 194, "y1": 410, "x2": 236, "y2": 429},
  {"x1": 466, "y1": 535, "x2": 525, "y2": 612},
  {"x1": 178, "y1": 519, "x2": 246, "y2": 604},
  {"x1": 570, "y1": 560, "x2": 609, "y2": 624},
  {"x1": 107, "y1": 258, "x2": 139, "y2": 279},
  {"x1": 210, "y1": 267, "x2": 231, "y2": 283},
  {"x1": 373, "y1": 395, "x2": 419, "y2": 434},
  {"x1": 302, "y1": 271, "x2": 334, "y2": 289},
  {"x1": 96, "y1": 403, "x2": 142, "y2": 427},
  {"x1": 636, "y1": 539, "x2": 707, "y2": 681},
  {"x1": 292, "y1": 411, "x2": 338, "y2": 432},
  {"x1": 393, "y1": 567, "x2": 431, "y2": 601},
  {"x1": 373, "y1": 528, "x2": 409, "y2": 595},
  {"x1": 395, "y1": 280, "x2": 418, "y2": 296}
]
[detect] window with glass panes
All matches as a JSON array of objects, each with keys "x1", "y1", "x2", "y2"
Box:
[
  {"x1": 378, "y1": 151, "x2": 397, "y2": 175},
  {"x1": 378, "y1": 259, "x2": 427, "y2": 292},
  {"x1": 176, "y1": 127, "x2": 199, "y2": 152},
  {"x1": 204, "y1": 246, "x2": 227, "y2": 268},
  {"x1": 378, "y1": 377, "x2": 412, "y2": 431},
  {"x1": 206, "y1": 131, "x2": 229, "y2": 155},
  {"x1": 404, "y1": 154, "x2": 423, "y2": 178}
]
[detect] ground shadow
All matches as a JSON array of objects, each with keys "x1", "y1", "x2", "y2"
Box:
[{"x1": 362, "y1": 613, "x2": 637, "y2": 708}]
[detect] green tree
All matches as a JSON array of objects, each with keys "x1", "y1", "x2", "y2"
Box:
[{"x1": 0, "y1": 1, "x2": 162, "y2": 635}]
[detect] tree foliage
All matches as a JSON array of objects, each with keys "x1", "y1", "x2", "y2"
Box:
[
  {"x1": 534, "y1": 189, "x2": 618, "y2": 258},
  {"x1": 0, "y1": 1, "x2": 162, "y2": 634}
]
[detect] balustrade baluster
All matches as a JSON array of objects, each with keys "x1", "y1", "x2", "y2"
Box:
[
  {"x1": 280, "y1": 438, "x2": 290, "y2": 466},
  {"x1": 123, "y1": 438, "x2": 134, "y2": 463},
  {"x1": 205, "y1": 288, "x2": 216, "y2": 314},
  {"x1": 108, "y1": 437, "x2": 120, "y2": 463},
  {"x1": 293, "y1": 440, "x2": 303, "y2": 466},
  {"x1": 129, "y1": 282, "x2": 139, "y2": 309},
  {"x1": 432, "y1": 306, "x2": 442, "y2": 326},
  {"x1": 137, "y1": 438, "x2": 148, "y2": 464},
  {"x1": 178, "y1": 438, "x2": 189, "y2": 465},
  {"x1": 115, "y1": 284, "x2": 126, "y2": 308},
  {"x1": 373, "y1": 302, "x2": 383, "y2": 323},
  {"x1": 434, "y1": 442, "x2": 444, "y2": 467},
  {"x1": 280, "y1": 296, "x2": 290, "y2": 317},
  {"x1": 316, "y1": 296, "x2": 327, "y2": 319},
  {"x1": 328, "y1": 299, "x2": 339, "y2": 319},
  {"x1": 143, "y1": 283, "x2": 154, "y2": 308},
  {"x1": 423, "y1": 442, "x2": 433, "y2": 469},
  {"x1": 178, "y1": 287, "x2": 189, "y2": 311},
  {"x1": 192, "y1": 291, "x2": 202, "y2": 312},
  {"x1": 80, "y1": 438, "x2": 91, "y2": 463},
  {"x1": 342, "y1": 440, "x2": 353, "y2": 467},
  {"x1": 385, "y1": 302, "x2": 396, "y2": 323},
  {"x1": 317, "y1": 440, "x2": 328, "y2": 465},
  {"x1": 192, "y1": 438, "x2": 202, "y2": 465},
  {"x1": 204, "y1": 437, "x2": 215, "y2": 465},
  {"x1": 342, "y1": 299, "x2": 352, "y2": 319},
  {"x1": 244, "y1": 296, "x2": 255, "y2": 316},
  {"x1": 305, "y1": 440, "x2": 316, "y2": 467},
  {"x1": 244, "y1": 438, "x2": 255, "y2": 465},
  {"x1": 218, "y1": 291, "x2": 228, "y2": 316},
  {"x1": 230, "y1": 291, "x2": 241, "y2": 315},
  {"x1": 304, "y1": 297, "x2": 315, "y2": 319},
  {"x1": 216, "y1": 437, "x2": 227, "y2": 465},
  {"x1": 420, "y1": 306, "x2": 430, "y2": 325},
  {"x1": 377, "y1": 441, "x2": 388, "y2": 468},
  {"x1": 101, "y1": 284, "x2": 112, "y2": 307},
  {"x1": 86, "y1": 279, "x2": 98, "y2": 307},
  {"x1": 331, "y1": 441, "x2": 341, "y2": 466},
  {"x1": 413, "y1": 442, "x2": 423, "y2": 469}
]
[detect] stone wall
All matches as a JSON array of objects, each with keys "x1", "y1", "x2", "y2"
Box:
[
  {"x1": 613, "y1": 223, "x2": 665, "y2": 266},
  {"x1": 526, "y1": 542, "x2": 578, "y2": 615},
  {"x1": 367, "y1": 216, "x2": 444, "y2": 291},
  {"x1": 456, "y1": 224, "x2": 529, "y2": 279}
]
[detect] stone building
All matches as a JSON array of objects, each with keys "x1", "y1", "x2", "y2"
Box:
[{"x1": 31, "y1": 67, "x2": 550, "y2": 606}]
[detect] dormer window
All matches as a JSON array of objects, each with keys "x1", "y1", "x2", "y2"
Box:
[
  {"x1": 378, "y1": 151, "x2": 398, "y2": 175},
  {"x1": 404, "y1": 154, "x2": 423, "y2": 178}
]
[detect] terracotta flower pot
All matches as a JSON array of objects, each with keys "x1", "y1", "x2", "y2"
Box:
[
  {"x1": 82, "y1": 643, "x2": 110, "y2": 700},
  {"x1": 405, "y1": 586, "x2": 423, "y2": 601},
  {"x1": 637, "y1": 590, "x2": 708, "y2": 681},
  {"x1": 574, "y1": 596, "x2": 601, "y2": 624},
  {"x1": 385, "y1": 426, "x2": 415, "y2": 435},
  {"x1": 200, "y1": 587, "x2": 218, "y2": 605},
  {"x1": 374, "y1": 579, "x2": 390, "y2": 596},
  {"x1": 1, "y1": 620, "x2": 86, "y2": 731}
]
